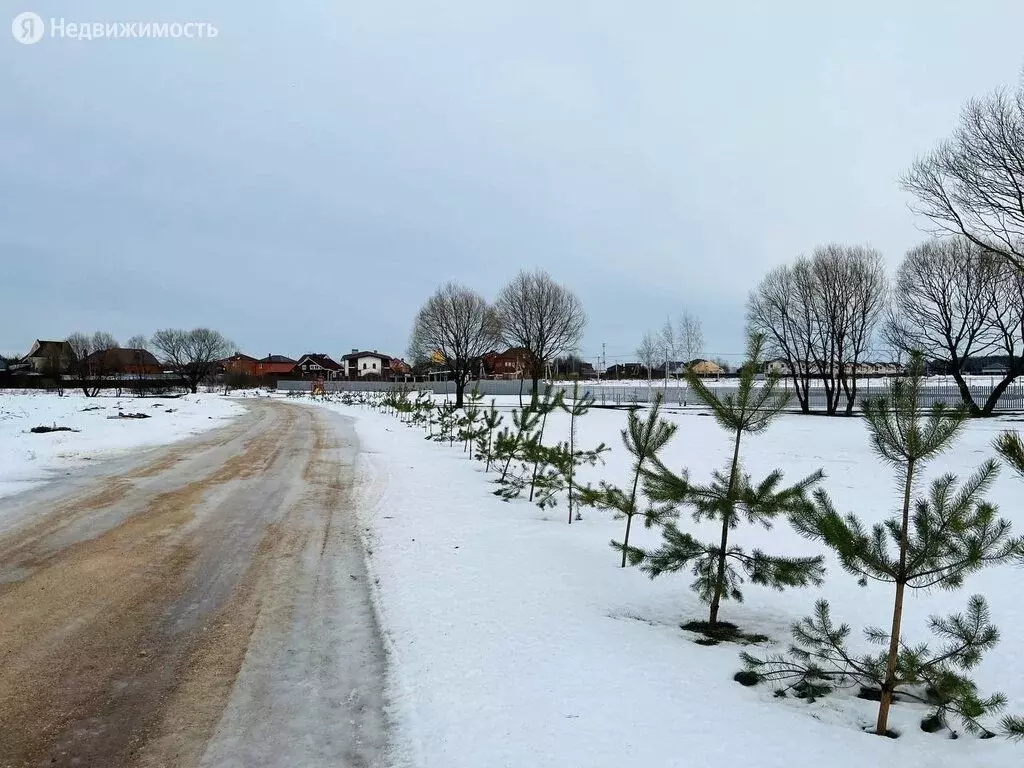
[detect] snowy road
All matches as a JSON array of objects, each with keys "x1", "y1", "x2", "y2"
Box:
[{"x1": 0, "y1": 399, "x2": 388, "y2": 768}]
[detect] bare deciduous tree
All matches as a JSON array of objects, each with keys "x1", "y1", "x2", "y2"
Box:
[
  {"x1": 66, "y1": 331, "x2": 119, "y2": 397},
  {"x1": 125, "y1": 334, "x2": 150, "y2": 351},
  {"x1": 902, "y1": 82, "x2": 1024, "y2": 273},
  {"x1": 748, "y1": 245, "x2": 887, "y2": 415},
  {"x1": 151, "y1": 328, "x2": 234, "y2": 394},
  {"x1": 495, "y1": 269, "x2": 586, "y2": 398},
  {"x1": 887, "y1": 238, "x2": 1023, "y2": 416},
  {"x1": 677, "y1": 310, "x2": 704, "y2": 368},
  {"x1": 659, "y1": 317, "x2": 677, "y2": 382},
  {"x1": 409, "y1": 282, "x2": 501, "y2": 407},
  {"x1": 807, "y1": 244, "x2": 887, "y2": 415},
  {"x1": 635, "y1": 330, "x2": 660, "y2": 383},
  {"x1": 748, "y1": 264, "x2": 814, "y2": 413}
]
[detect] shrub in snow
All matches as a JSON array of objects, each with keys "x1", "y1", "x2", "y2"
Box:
[
  {"x1": 582, "y1": 392, "x2": 678, "y2": 566},
  {"x1": 637, "y1": 334, "x2": 826, "y2": 630},
  {"x1": 745, "y1": 355, "x2": 1024, "y2": 740}
]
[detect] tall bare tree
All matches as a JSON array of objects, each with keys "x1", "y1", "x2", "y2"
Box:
[
  {"x1": 747, "y1": 264, "x2": 814, "y2": 413},
  {"x1": 66, "y1": 331, "x2": 119, "y2": 397},
  {"x1": 125, "y1": 334, "x2": 150, "y2": 351},
  {"x1": 659, "y1": 317, "x2": 677, "y2": 383},
  {"x1": 409, "y1": 282, "x2": 501, "y2": 407},
  {"x1": 902, "y1": 81, "x2": 1024, "y2": 273},
  {"x1": 885, "y1": 238, "x2": 999, "y2": 416},
  {"x1": 677, "y1": 310, "x2": 704, "y2": 368},
  {"x1": 807, "y1": 244, "x2": 887, "y2": 415},
  {"x1": 495, "y1": 269, "x2": 586, "y2": 398},
  {"x1": 635, "y1": 330, "x2": 660, "y2": 383},
  {"x1": 151, "y1": 328, "x2": 234, "y2": 394}
]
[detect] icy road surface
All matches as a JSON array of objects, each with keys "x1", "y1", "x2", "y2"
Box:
[{"x1": 0, "y1": 399, "x2": 389, "y2": 768}]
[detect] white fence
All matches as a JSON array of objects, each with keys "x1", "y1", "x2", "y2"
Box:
[{"x1": 274, "y1": 378, "x2": 1024, "y2": 411}]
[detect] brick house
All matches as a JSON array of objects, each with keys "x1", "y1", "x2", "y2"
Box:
[
  {"x1": 221, "y1": 353, "x2": 259, "y2": 376},
  {"x1": 483, "y1": 347, "x2": 534, "y2": 379},
  {"x1": 81, "y1": 348, "x2": 164, "y2": 376},
  {"x1": 255, "y1": 354, "x2": 298, "y2": 378}
]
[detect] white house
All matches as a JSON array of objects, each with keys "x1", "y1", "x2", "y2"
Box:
[{"x1": 342, "y1": 349, "x2": 393, "y2": 378}]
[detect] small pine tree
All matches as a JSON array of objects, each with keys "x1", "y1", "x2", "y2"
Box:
[
  {"x1": 562, "y1": 382, "x2": 608, "y2": 523},
  {"x1": 748, "y1": 354, "x2": 1024, "y2": 738},
  {"x1": 527, "y1": 386, "x2": 565, "y2": 503},
  {"x1": 475, "y1": 399, "x2": 504, "y2": 471},
  {"x1": 432, "y1": 401, "x2": 459, "y2": 445},
  {"x1": 457, "y1": 389, "x2": 485, "y2": 458},
  {"x1": 639, "y1": 333, "x2": 826, "y2": 628},
  {"x1": 585, "y1": 393, "x2": 678, "y2": 566},
  {"x1": 493, "y1": 405, "x2": 540, "y2": 483}
]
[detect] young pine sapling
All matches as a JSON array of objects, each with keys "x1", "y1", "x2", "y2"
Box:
[
  {"x1": 585, "y1": 392, "x2": 677, "y2": 566},
  {"x1": 527, "y1": 386, "x2": 565, "y2": 503},
  {"x1": 747, "y1": 355, "x2": 1024, "y2": 738},
  {"x1": 639, "y1": 333, "x2": 826, "y2": 630},
  {"x1": 475, "y1": 399, "x2": 504, "y2": 471}
]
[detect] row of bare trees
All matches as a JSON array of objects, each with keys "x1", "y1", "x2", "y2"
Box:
[
  {"x1": 408, "y1": 269, "x2": 586, "y2": 407},
  {"x1": 749, "y1": 72, "x2": 1024, "y2": 417},
  {"x1": 635, "y1": 311, "x2": 705, "y2": 382},
  {"x1": 50, "y1": 328, "x2": 234, "y2": 396},
  {"x1": 747, "y1": 244, "x2": 887, "y2": 415}
]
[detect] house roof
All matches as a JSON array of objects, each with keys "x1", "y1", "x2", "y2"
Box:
[
  {"x1": 258, "y1": 354, "x2": 297, "y2": 364},
  {"x1": 223, "y1": 353, "x2": 258, "y2": 363},
  {"x1": 342, "y1": 350, "x2": 392, "y2": 362},
  {"x1": 690, "y1": 359, "x2": 724, "y2": 374},
  {"x1": 83, "y1": 348, "x2": 161, "y2": 368},
  {"x1": 24, "y1": 340, "x2": 74, "y2": 360},
  {"x1": 296, "y1": 353, "x2": 343, "y2": 371}
]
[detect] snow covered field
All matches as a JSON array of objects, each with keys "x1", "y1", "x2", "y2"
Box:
[
  {"x1": 313, "y1": 395, "x2": 1024, "y2": 767},
  {"x1": 0, "y1": 391, "x2": 244, "y2": 499}
]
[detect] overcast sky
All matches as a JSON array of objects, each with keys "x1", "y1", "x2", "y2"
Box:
[{"x1": 3, "y1": 1, "x2": 1023, "y2": 365}]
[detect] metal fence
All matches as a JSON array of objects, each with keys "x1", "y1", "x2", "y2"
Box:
[{"x1": 275, "y1": 378, "x2": 1024, "y2": 412}]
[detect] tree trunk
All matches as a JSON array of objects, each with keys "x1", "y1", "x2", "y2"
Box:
[
  {"x1": 621, "y1": 514, "x2": 634, "y2": 568},
  {"x1": 709, "y1": 427, "x2": 743, "y2": 627},
  {"x1": 876, "y1": 460, "x2": 916, "y2": 735},
  {"x1": 950, "y1": 369, "x2": 981, "y2": 416},
  {"x1": 454, "y1": 379, "x2": 465, "y2": 408},
  {"x1": 981, "y1": 373, "x2": 1018, "y2": 416},
  {"x1": 843, "y1": 367, "x2": 858, "y2": 416}
]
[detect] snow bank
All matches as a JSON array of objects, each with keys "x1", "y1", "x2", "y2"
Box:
[
  {"x1": 312, "y1": 397, "x2": 1023, "y2": 767},
  {"x1": 0, "y1": 391, "x2": 244, "y2": 499}
]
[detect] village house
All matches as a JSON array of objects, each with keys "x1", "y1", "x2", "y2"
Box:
[
  {"x1": 220, "y1": 353, "x2": 259, "y2": 377},
  {"x1": 342, "y1": 350, "x2": 393, "y2": 379},
  {"x1": 388, "y1": 358, "x2": 413, "y2": 379},
  {"x1": 483, "y1": 347, "x2": 534, "y2": 379},
  {"x1": 294, "y1": 353, "x2": 345, "y2": 380},
  {"x1": 21, "y1": 340, "x2": 76, "y2": 373},
  {"x1": 255, "y1": 354, "x2": 298, "y2": 378},
  {"x1": 81, "y1": 347, "x2": 164, "y2": 376}
]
